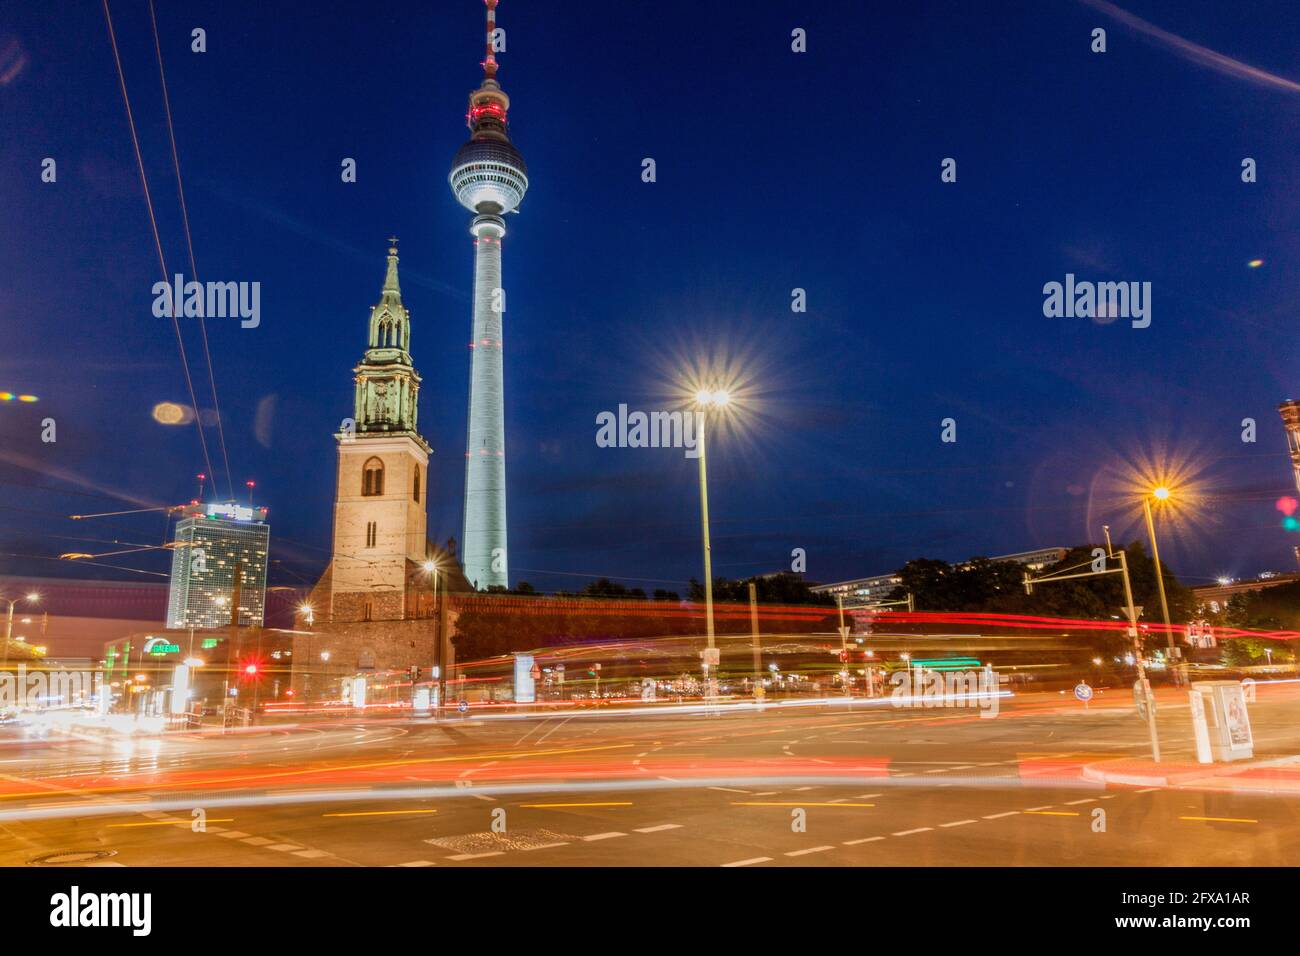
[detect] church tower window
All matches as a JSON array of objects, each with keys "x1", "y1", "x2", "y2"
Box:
[{"x1": 362, "y1": 458, "x2": 384, "y2": 496}]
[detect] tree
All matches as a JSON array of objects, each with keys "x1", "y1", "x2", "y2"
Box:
[{"x1": 686, "y1": 573, "x2": 833, "y2": 606}]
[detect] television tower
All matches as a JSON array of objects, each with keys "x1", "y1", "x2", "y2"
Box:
[
  {"x1": 1279, "y1": 400, "x2": 1300, "y2": 495},
  {"x1": 449, "y1": 0, "x2": 527, "y2": 590}
]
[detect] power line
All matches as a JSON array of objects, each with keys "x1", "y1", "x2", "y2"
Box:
[
  {"x1": 148, "y1": 0, "x2": 234, "y2": 500},
  {"x1": 102, "y1": 0, "x2": 216, "y2": 488}
]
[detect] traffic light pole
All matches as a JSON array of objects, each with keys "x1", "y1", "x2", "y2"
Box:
[{"x1": 1023, "y1": 547, "x2": 1161, "y2": 762}]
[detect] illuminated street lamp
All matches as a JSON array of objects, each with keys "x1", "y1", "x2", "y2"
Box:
[
  {"x1": 2, "y1": 592, "x2": 40, "y2": 668},
  {"x1": 1142, "y1": 486, "x2": 1181, "y2": 686},
  {"x1": 422, "y1": 560, "x2": 446, "y2": 711},
  {"x1": 693, "y1": 387, "x2": 731, "y2": 698}
]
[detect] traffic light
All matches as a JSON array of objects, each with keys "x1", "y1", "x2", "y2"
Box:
[{"x1": 409, "y1": 665, "x2": 423, "y2": 682}]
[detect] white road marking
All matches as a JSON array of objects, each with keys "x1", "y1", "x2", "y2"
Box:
[
  {"x1": 721, "y1": 857, "x2": 771, "y2": 867},
  {"x1": 292, "y1": 849, "x2": 331, "y2": 859},
  {"x1": 397, "y1": 860, "x2": 436, "y2": 866},
  {"x1": 940, "y1": 819, "x2": 977, "y2": 828},
  {"x1": 446, "y1": 851, "x2": 505, "y2": 860},
  {"x1": 217, "y1": 830, "x2": 250, "y2": 839},
  {"x1": 520, "y1": 842, "x2": 569, "y2": 851},
  {"x1": 983, "y1": 811, "x2": 1019, "y2": 819},
  {"x1": 268, "y1": 844, "x2": 302, "y2": 851},
  {"x1": 843, "y1": 836, "x2": 886, "y2": 845},
  {"x1": 582, "y1": 832, "x2": 626, "y2": 841},
  {"x1": 241, "y1": 836, "x2": 275, "y2": 846},
  {"x1": 785, "y1": 845, "x2": 834, "y2": 857},
  {"x1": 635, "y1": 824, "x2": 683, "y2": 833},
  {"x1": 1136, "y1": 787, "x2": 1160, "y2": 794},
  {"x1": 892, "y1": 827, "x2": 933, "y2": 836},
  {"x1": 1065, "y1": 798, "x2": 1096, "y2": 805},
  {"x1": 708, "y1": 786, "x2": 750, "y2": 794},
  {"x1": 1024, "y1": 805, "x2": 1053, "y2": 811}
]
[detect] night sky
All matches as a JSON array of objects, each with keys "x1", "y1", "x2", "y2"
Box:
[{"x1": 2, "y1": 0, "x2": 1298, "y2": 595}]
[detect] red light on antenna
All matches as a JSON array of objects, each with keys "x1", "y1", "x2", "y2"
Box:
[{"x1": 246, "y1": 480, "x2": 256, "y2": 488}]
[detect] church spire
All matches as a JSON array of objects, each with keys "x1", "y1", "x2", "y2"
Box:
[
  {"x1": 351, "y1": 240, "x2": 425, "y2": 442},
  {"x1": 383, "y1": 236, "x2": 402, "y2": 296}
]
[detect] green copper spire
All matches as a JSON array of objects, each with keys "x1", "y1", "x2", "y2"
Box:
[{"x1": 351, "y1": 240, "x2": 426, "y2": 442}]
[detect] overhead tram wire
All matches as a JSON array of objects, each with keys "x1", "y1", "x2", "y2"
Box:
[
  {"x1": 149, "y1": 0, "x2": 234, "y2": 500},
  {"x1": 102, "y1": 0, "x2": 217, "y2": 491}
]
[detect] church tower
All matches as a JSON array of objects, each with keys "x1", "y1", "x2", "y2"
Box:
[{"x1": 325, "y1": 241, "x2": 432, "y2": 622}]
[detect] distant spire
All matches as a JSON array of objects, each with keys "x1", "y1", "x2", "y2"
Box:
[{"x1": 383, "y1": 237, "x2": 401, "y2": 296}]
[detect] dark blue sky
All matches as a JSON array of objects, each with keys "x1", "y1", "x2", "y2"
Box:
[{"x1": 2, "y1": 0, "x2": 1298, "y2": 594}]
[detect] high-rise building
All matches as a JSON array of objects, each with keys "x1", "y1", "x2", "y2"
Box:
[
  {"x1": 323, "y1": 244, "x2": 432, "y2": 623},
  {"x1": 166, "y1": 502, "x2": 270, "y2": 629},
  {"x1": 449, "y1": 0, "x2": 528, "y2": 590}
]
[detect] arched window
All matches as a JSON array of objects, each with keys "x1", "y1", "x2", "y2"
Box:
[
  {"x1": 362, "y1": 457, "x2": 384, "y2": 496},
  {"x1": 413, "y1": 466, "x2": 421, "y2": 503}
]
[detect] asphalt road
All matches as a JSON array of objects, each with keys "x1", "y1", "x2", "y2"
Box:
[{"x1": 2, "y1": 684, "x2": 1298, "y2": 867}]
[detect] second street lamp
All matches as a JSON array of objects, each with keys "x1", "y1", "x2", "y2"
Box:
[
  {"x1": 1142, "y1": 486, "x2": 1182, "y2": 687},
  {"x1": 694, "y1": 387, "x2": 730, "y2": 702}
]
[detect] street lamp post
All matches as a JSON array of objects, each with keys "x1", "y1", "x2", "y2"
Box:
[
  {"x1": 3, "y1": 593, "x2": 40, "y2": 669},
  {"x1": 693, "y1": 388, "x2": 730, "y2": 702},
  {"x1": 1143, "y1": 487, "x2": 1182, "y2": 687},
  {"x1": 423, "y1": 561, "x2": 444, "y2": 714}
]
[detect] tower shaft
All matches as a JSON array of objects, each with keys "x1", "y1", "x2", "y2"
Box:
[{"x1": 462, "y1": 215, "x2": 508, "y2": 588}]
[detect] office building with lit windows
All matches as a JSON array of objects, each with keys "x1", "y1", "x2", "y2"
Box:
[{"x1": 165, "y1": 503, "x2": 270, "y2": 629}]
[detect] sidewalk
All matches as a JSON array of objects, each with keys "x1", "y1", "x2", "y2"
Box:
[{"x1": 1081, "y1": 753, "x2": 1300, "y2": 794}]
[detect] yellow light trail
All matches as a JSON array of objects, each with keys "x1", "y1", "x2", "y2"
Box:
[
  {"x1": 107, "y1": 818, "x2": 233, "y2": 828},
  {"x1": 322, "y1": 809, "x2": 439, "y2": 818},
  {"x1": 520, "y1": 802, "x2": 632, "y2": 808},
  {"x1": 732, "y1": 802, "x2": 875, "y2": 808},
  {"x1": 1180, "y1": 816, "x2": 1257, "y2": 824}
]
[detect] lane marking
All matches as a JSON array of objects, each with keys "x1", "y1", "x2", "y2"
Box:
[
  {"x1": 519, "y1": 842, "x2": 569, "y2": 851},
  {"x1": 582, "y1": 832, "x2": 626, "y2": 841},
  {"x1": 843, "y1": 836, "x2": 886, "y2": 845},
  {"x1": 1025, "y1": 810, "x2": 1079, "y2": 816},
  {"x1": 241, "y1": 836, "x2": 275, "y2": 845},
  {"x1": 267, "y1": 844, "x2": 302, "y2": 852},
  {"x1": 292, "y1": 849, "x2": 331, "y2": 859},
  {"x1": 1065, "y1": 798, "x2": 1096, "y2": 805},
  {"x1": 892, "y1": 827, "x2": 933, "y2": 836},
  {"x1": 397, "y1": 860, "x2": 436, "y2": 866},
  {"x1": 446, "y1": 851, "x2": 505, "y2": 860},
  {"x1": 634, "y1": 824, "x2": 683, "y2": 833},
  {"x1": 722, "y1": 857, "x2": 771, "y2": 867},
  {"x1": 1024, "y1": 805, "x2": 1053, "y2": 811},
  {"x1": 217, "y1": 831, "x2": 250, "y2": 839},
  {"x1": 940, "y1": 819, "x2": 977, "y2": 828},
  {"x1": 1136, "y1": 787, "x2": 1160, "y2": 793},
  {"x1": 785, "y1": 845, "x2": 834, "y2": 857},
  {"x1": 708, "y1": 787, "x2": 751, "y2": 794},
  {"x1": 1180, "y1": 815, "x2": 1258, "y2": 824},
  {"x1": 983, "y1": 811, "x2": 1019, "y2": 819}
]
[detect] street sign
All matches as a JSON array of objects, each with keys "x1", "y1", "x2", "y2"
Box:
[
  {"x1": 837, "y1": 626, "x2": 852, "y2": 640},
  {"x1": 457, "y1": 699, "x2": 469, "y2": 714},
  {"x1": 1074, "y1": 682, "x2": 1093, "y2": 703},
  {"x1": 1118, "y1": 605, "x2": 1144, "y2": 621},
  {"x1": 700, "y1": 648, "x2": 720, "y2": 667}
]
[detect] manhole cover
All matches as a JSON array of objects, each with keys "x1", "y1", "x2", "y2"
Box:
[
  {"x1": 28, "y1": 849, "x2": 118, "y2": 866},
  {"x1": 425, "y1": 828, "x2": 575, "y2": 853}
]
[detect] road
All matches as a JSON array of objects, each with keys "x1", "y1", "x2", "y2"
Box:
[{"x1": 2, "y1": 682, "x2": 1299, "y2": 867}]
